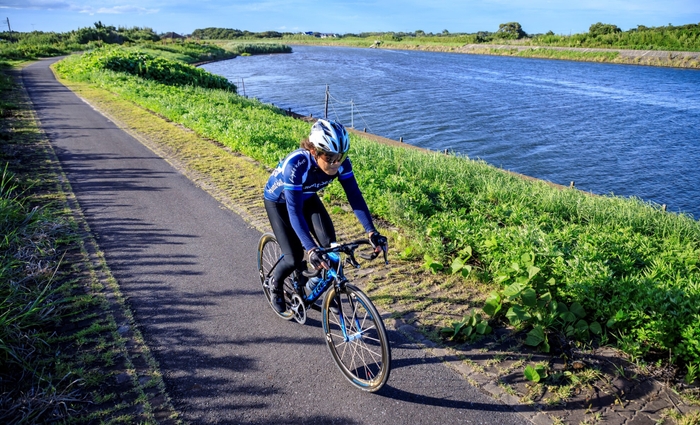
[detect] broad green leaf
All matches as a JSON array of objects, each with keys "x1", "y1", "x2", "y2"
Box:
[
  {"x1": 525, "y1": 325, "x2": 546, "y2": 346},
  {"x1": 589, "y1": 321, "x2": 602, "y2": 335},
  {"x1": 570, "y1": 302, "x2": 586, "y2": 319},
  {"x1": 476, "y1": 321, "x2": 492, "y2": 335},
  {"x1": 524, "y1": 365, "x2": 541, "y2": 382},
  {"x1": 506, "y1": 305, "x2": 531, "y2": 324},
  {"x1": 462, "y1": 245, "x2": 473, "y2": 259},
  {"x1": 520, "y1": 286, "x2": 537, "y2": 307},
  {"x1": 575, "y1": 319, "x2": 589, "y2": 334},
  {"x1": 560, "y1": 311, "x2": 577, "y2": 323},
  {"x1": 461, "y1": 325, "x2": 473, "y2": 337},
  {"x1": 503, "y1": 282, "x2": 525, "y2": 298},
  {"x1": 528, "y1": 265, "x2": 541, "y2": 280},
  {"x1": 450, "y1": 257, "x2": 465, "y2": 274},
  {"x1": 461, "y1": 265, "x2": 473, "y2": 277},
  {"x1": 424, "y1": 255, "x2": 443, "y2": 273},
  {"x1": 483, "y1": 293, "x2": 502, "y2": 317},
  {"x1": 511, "y1": 262, "x2": 521, "y2": 272}
]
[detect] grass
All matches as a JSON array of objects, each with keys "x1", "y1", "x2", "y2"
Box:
[{"x1": 0, "y1": 64, "x2": 178, "y2": 424}]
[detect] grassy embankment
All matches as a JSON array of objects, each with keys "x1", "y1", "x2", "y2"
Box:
[
  {"x1": 52, "y1": 47, "x2": 700, "y2": 376},
  {"x1": 0, "y1": 64, "x2": 181, "y2": 423}
]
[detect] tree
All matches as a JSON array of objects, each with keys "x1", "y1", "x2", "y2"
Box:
[
  {"x1": 496, "y1": 22, "x2": 527, "y2": 39},
  {"x1": 588, "y1": 22, "x2": 621, "y2": 36}
]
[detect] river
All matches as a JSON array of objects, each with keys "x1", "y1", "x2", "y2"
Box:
[{"x1": 202, "y1": 45, "x2": 700, "y2": 219}]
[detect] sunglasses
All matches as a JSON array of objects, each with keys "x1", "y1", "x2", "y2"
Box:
[{"x1": 316, "y1": 150, "x2": 348, "y2": 164}]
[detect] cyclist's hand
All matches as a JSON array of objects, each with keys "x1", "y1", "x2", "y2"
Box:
[
  {"x1": 308, "y1": 248, "x2": 330, "y2": 270},
  {"x1": 369, "y1": 231, "x2": 388, "y2": 254}
]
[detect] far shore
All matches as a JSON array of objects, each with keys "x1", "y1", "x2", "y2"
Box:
[{"x1": 275, "y1": 39, "x2": 700, "y2": 69}]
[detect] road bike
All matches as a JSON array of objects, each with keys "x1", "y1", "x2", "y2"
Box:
[{"x1": 257, "y1": 233, "x2": 391, "y2": 392}]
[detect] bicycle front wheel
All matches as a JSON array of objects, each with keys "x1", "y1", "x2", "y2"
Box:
[
  {"x1": 257, "y1": 233, "x2": 294, "y2": 320},
  {"x1": 322, "y1": 284, "x2": 391, "y2": 392}
]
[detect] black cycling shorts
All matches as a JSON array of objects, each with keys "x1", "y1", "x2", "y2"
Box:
[{"x1": 264, "y1": 194, "x2": 335, "y2": 284}]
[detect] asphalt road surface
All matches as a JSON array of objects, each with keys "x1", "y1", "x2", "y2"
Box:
[{"x1": 22, "y1": 58, "x2": 532, "y2": 425}]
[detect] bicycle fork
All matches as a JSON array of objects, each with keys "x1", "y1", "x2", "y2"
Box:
[{"x1": 337, "y1": 292, "x2": 365, "y2": 343}]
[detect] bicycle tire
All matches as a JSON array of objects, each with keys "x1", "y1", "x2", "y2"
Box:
[
  {"x1": 257, "y1": 233, "x2": 294, "y2": 320},
  {"x1": 322, "y1": 284, "x2": 391, "y2": 392}
]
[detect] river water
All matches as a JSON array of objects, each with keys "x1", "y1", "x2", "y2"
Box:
[{"x1": 202, "y1": 45, "x2": 700, "y2": 219}]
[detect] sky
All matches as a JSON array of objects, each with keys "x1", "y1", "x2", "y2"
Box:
[{"x1": 1, "y1": 0, "x2": 699, "y2": 36}]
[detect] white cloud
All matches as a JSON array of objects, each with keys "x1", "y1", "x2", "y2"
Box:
[{"x1": 87, "y1": 5, "x2": 159, "y2": 14}]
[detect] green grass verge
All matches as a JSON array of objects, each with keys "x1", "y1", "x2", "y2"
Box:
[{"x1": 0, "y1": 65, "x2": 178, "y2": 424}]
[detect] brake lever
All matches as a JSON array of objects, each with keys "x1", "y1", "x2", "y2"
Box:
[{"x1": 346, "y1": 252, "x2": 361, "y2": 268}]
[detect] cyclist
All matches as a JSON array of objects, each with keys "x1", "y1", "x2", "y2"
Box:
[{"x1": 263, "y1": 119, "x2": 388, "y2": 313}]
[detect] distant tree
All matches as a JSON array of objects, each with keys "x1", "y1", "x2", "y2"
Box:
[
  {"x1": 442, "y1": 29, "x2": 449, "y2": 35},
  {"x1": 475, "y1": 31, "x2": 492, "y2": 43},
  {"x1": 495, "y1": 22, "x2": 527, "y2": 39},
  {"x1": 588, "y1": 22, "x2": 621, "y2": 36},
  {"x1": 415, "y1": 30, "x2": 425, "y2": 37}
]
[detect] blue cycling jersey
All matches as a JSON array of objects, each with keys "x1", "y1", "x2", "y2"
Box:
[{"x1": 264, "y1": 149, "x2": 375, "y2": 250}]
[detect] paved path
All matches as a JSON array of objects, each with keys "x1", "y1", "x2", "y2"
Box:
[{"x1": 22, "y1": 58, "x2": 532, "y2": 425}]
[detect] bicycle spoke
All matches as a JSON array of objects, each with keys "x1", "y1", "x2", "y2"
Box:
[{"x1": 323, "y1": 285, "x2": 390, "y2": 391}]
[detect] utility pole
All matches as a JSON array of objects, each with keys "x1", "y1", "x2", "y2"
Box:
[{"x1": 6, "y1": 17, "x2": 11, "y2": 34}]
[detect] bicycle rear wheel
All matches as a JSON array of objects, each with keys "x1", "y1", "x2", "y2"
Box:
[
  {"x1": 257, "y1": 233, "x2": 294, "y2": 320},
  {"x1": 322, "y1": 284, "x2": 391, "y2": 392}
]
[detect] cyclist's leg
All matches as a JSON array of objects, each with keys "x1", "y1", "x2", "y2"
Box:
[
  {"x1": 264, "y1": 200, "x2": 305, "y2": 286},
  {"x1": 303, "y1": 194, "x2": 336, "y2": 248}
]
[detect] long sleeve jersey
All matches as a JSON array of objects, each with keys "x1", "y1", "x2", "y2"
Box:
[{"x1": 263, "y1": 149, "x2": 375, "y2": 250}]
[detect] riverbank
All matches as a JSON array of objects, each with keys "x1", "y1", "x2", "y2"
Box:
[{"x1": 282, "y1": 38, "x2": 700, "y2": 69}]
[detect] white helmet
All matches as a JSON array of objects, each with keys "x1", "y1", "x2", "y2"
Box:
[{"x1": 309, "y1": 119, "x2": 349, "y2": 156}]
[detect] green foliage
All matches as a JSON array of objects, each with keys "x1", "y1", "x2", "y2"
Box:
[
  {"x1": 440, "y1": 311, "x2": 492, "y2": 342},
  {"x1": 223, "y1": 42, "x2": 292, "y2": 56},
  {"x1": 685, "y1": 362, "x2": 699, "y2": 384},
  {"x1": 57, "y1": 47, "x2": 236, "y2": 91},
  {"x1": 0, "y1": 163, "x2": 64, "y2": 392},
  {"x1": 0, "y1": 23, "x2": 162, "y2": 61},
  {"x1": 496, "y1": 22, "x2": 527, "y2": 40},
  {"x1": 532, "y1": 22, "x2": 700, "y2": 51},
  {"x1": 192, "y1": 27, "x2": 284, "y2": 39},
  {"x1": 589, "y1": 22, "x2": 622, "y2": 36},
  {"x1": 524, "y1": 364, "x2": 548, "y2": 382}
]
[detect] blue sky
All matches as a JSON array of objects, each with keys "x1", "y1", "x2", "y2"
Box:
[{"x1": 2, "y1": 0, "x2": 699, "y2": 36}]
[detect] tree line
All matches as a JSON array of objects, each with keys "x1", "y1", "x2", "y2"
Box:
[{"x1": 191, "y1": 22, "x2": 700, "y2": 51}]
